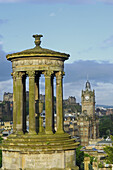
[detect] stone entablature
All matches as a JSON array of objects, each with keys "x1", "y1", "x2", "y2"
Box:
[{"x1": 12, "y1": 59, "x2": 64, "y2": 72}]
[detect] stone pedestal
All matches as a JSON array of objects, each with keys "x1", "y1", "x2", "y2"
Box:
[{"x1": 1, "y1": 134, "x2": 79, "y2": 170}]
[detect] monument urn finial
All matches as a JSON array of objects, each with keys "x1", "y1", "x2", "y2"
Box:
[{"x1": 33, "y1": 34, "x2": 43, "y2": 47}]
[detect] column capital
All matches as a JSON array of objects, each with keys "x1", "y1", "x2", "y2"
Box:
[
  {"x1": 16, "y1": 71, "x2": 26, "y2": 79},
  {"x1": 55, "y1": 71, "x2": 65, "y2": 79},
  {"x1": 11, "y1": 72, "x2": 16, "y2": 81},
  {"x1": 27, "y1": 70, "x2": 35, "y2": 78},
  {"x1": 43, "y1": 70, "x2": 54, "y2": 77}
]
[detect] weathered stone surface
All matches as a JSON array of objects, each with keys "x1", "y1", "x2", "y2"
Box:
[{"x1": 2, "y1": 150, "x2": 78, "y2": 170}]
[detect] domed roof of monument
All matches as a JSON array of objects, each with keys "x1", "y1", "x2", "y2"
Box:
[{"x1": 6, "y1": 34, "x2": 70, "y2": 60}]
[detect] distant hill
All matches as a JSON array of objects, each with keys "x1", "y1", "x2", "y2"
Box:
[{"x1": 96, "y1": 104, "x2": 113, "y2": 109}]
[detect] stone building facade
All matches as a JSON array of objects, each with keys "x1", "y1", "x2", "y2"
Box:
[
  {"x1": 0, "y1": 101, "x2": 13, "y2": 121},
  {"x1": 64, "y1": 115, "x2": 78, "y2": 137},
  {"x1": 3, "y1": 92, "x2": 13, "y2": 102}
]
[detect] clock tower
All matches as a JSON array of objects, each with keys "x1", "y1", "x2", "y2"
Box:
[
  {"x1": 81, "y1": 80, "x2": 95, "y2": 117},
  {"x1": 77, "y1": 80, "x2": 99, "y2": 146}
]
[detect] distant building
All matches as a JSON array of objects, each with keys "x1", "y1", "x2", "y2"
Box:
[
  {"x1": 3, "y1": 92, "x2": 13, "y2": 102},
  {"x1": 63, "y1": 96, "x2": 79, "y2": 105},
  {"x1": 77, "y1": 80, "x2": 99, "y2": 146},
  {"x1": 0, "y1": 101, "x2": 13, "y2": 121},
  {"x1": 64, "y1": 114, "x2": 78, "y2": 137},
  {"x1": 96, "y1": 107, "x2": 107, "y2": 117},
  {"x1": 82, "y1": 138, "x2": 113, "y2": 169},
  {"x1": 106, "y1": 108, "x2": 113, "y2": 115}
]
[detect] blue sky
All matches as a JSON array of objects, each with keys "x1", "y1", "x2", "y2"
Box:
[{"x1": 0, "y1": 0, "x2": 113, "y2": 105}]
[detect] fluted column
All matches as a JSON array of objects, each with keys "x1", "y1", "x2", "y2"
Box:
[
  {"x1": 35, "y1": 73, "x2": 40, "y2": 133},
  {"x1": 23, "y1": 74, "x2": 26, "y2": 133},
  {"x1": 44, "y1": 70, "x2": 54, "y2": 135},
  {"x1": 51, "y1": 75, "x2": 55, "y2": 132},
  {"x1": 27, "y1": 71, "x2": 36, "y2": 134},
  {"x1": 16, "y1": 71, "x2": 25, "y2": 134},
  {"x1": 35, "y1": 73, "x2": 40, "y2": 101},
  {"x1": 12, "y1": 72, "x2": 17, "y2": 133},
  {"x1": 56, "y1": 71, "x2": 64, "y2": 134}
]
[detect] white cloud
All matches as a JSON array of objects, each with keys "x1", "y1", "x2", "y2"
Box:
[
  {"x1": 0, "y1": 44, "x2": 12, "y2": 81},
  {"x1": 63, "y1": 81, "x2": 84, "y2": 103},
  {"x1": 63, "y1": 80, "x2": 113, "y2": 106},
  {"x1": 0, "y1": 79, "x2": 13, "y2": 100},
  {"x1": 94, "y1": 82, "x2": 113, "y2": 105},
  {"x1": 63, "y1": 60, "x2": 113, "y2": 105}
]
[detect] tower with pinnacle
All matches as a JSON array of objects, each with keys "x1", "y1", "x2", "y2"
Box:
[
  {"x1": 81, "y1": 80, "x2": 95, "y2": 117},
  {"x1": 77, "y1": 80, "x2": 99, "y2": 146}
]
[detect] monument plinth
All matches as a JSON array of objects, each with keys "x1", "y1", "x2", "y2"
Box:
[{"x1": 1, "y1": 34, "x2": 79, "y2": 170}]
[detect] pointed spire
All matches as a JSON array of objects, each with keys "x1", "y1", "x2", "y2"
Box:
[{"x1": 85, "y1": 80, "x2": 91, "y2": 91}]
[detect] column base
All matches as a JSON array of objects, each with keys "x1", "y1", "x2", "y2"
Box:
[
  {"x1": 45, "y1": 131, "x2": 53, "y2": 135},
  {"x1": 38, "y1": 132, "x2": 45, "y2": 135},
  {"x1": 28, "y1": 131, "x2": 37, "y2": 135},
  {"x1": 15, "y1": 131, "x2": 24, "y2": 136},
  {"x1": 55, "y1": 130, "x2": 65, "y2": 134}
]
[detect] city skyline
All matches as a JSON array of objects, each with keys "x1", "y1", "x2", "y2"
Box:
[{"x1": 0, "y1": 0, "x2": 113, "y2": 105}]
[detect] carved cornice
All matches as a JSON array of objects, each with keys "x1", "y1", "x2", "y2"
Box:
[{"x1": 12, "y1": 59, "x2": 64, "y2": 68}]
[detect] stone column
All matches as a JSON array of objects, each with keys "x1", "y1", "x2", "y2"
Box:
[
  {"x1": 56, "y1": 71, "x2": 64, "y2": 134},
  {"x1": 35, "y1": 73, "x2": 40, "y2": 101},
  {"x1": 84, "y1": 157, "x2": 90, "y2": 170},
  {"x1": 44, "y1": 70, "x2": 54, "y2": 135},
  {"x1": 23, "y1": 74, "x2": 26, "y2": 133},
  {"x1": 51, "y1": 75, "x2": 55, "y2": 132},
  {"x1": 27, "y1": 71, "x2": 36, "y2": 134},
  {"x1": 16, "y1": 71, "x2": 25, "y2": 134},
  {"x1": 12, "y1": 72, "x2": 17, "y2": 133},
  {"x1": 35, "y1": 73, "x2": 40, "y2": 133}
]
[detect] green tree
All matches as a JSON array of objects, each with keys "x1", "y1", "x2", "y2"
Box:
[
  {"x1": 0, "y1": 137, "x2": 3, "y2": 167},
  {"x1": 104, "y1": 146, "x2": 113, "y2": 164},
  {"x1": 0, "y1": 150, "x2": 2, "y2": 168},
  {"x1": 99, "y1": 115, "x2": 113, "y2": 137},
  {"x1": 104, "y1": 135, "x2": 113, "y2": 164},
  {"x1": 76, "y1": 146, "x2": 84, "y2": 170},
  {"x1": 76, "y1": 146, "x2": 95, "y2": 170}
]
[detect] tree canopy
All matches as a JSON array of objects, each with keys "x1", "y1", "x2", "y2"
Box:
[
  {"x1": 99, "y1": 115, "x2": 113, "y2": 138},
  {"x1": 104, "y1": 136, "x2": 113, "y2": 164}
]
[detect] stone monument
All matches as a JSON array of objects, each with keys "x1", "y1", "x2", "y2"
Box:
[{"x1": 1, "y1": 34, "x2": 79, "y2": 169}]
